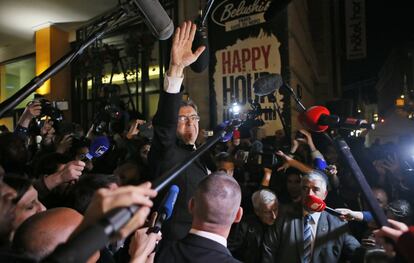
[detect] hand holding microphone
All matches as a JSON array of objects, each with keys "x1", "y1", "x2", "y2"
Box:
[
  {"x1": 80, "y1": 136, "x2": 110, "y2": 162},
  {"x1": 148, "y1": 185, "x2": 180, "y2": 234}
]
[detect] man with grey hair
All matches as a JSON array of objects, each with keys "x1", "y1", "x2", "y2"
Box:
[
  {"x1": 262, "y1": 170, "x2": 360, "y2": 263},
  {"x1": 228, "y1": 189, "x2": 278, "y2": 263},
  {"x1": 156, "y1": 171, "x2": 243, "y2": 263},
  {"x1": 251, "y1": 189, "x2": 278, "y2": 226}
]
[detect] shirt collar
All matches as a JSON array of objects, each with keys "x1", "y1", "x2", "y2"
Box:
[
  {"x1": 189, "y1": 228, "x2": 227, "y2": 247},
  {"x1": 303, "y1": 209, "x2": 322, "y2": 224}
]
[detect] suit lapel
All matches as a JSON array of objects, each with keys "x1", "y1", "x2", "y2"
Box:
[
  {"x1": 293, "y1": 216, "x2": 304, "y2": 261},
  {"x1": 313, "y1": 212, "x2": 329, "y2": 260}
]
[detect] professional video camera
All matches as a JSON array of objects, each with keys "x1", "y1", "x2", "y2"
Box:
[
  {"x1": 91, "y1": 84, "x2": 125, "y2": 135},
  {"x1": 234, "y1": 99, "x2": 267, "y2": 137},
  {"x1": 247, "y1": 141, "x2": 279, "y2": 169}
]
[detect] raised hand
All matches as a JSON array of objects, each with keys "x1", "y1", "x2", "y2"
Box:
[
  {"x1": 168, "y1": 21, "x2": 205, "y2": 76},
  {"x1": 374, "y1": 219, "x2": 409, "y2": 242},
  {"x1": 127, "y1": 119, "x2": 146, "y2": 140}
]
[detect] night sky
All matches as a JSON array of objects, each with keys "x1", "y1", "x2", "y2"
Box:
[{"x1": 342, "y1": 0, "x2": 414, "y2": 102}]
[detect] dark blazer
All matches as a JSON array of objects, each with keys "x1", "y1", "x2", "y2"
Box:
[
  {"x1": 228, "y1": 214, "x2": 269, "y2": 263},
  {"x1": 155, "y1": 233, "x2": 241, "y2": 263},
  {"x1": 262, "y1": 208, "x2": 360, "y2": 263},
  {"x1": 149, "y1": 91, "x2": 208, "y2": 241}
]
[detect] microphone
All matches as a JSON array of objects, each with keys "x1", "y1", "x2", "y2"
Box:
[
  {"x1": 319, "y1": 115, "x2": 376, "y2": 130},
  {"x1": 131, "y1": 0, "x2": 174, "y2": 40},
  {"x1": 214, "y1": 119, "x2": 241, "y2": 142},
  {"x1": 149, "y1": 184, "x2": 180, "y2": 233},
  {"x1": 190, "y1": 24, "x2": 209, "y2": 73},
  {"x1": 81, "y1": 136, "x2": 110, "y2": 161},
  {"x1": 304, "y1": 195, "x2": 342, "y2": 217},
  {"x1": 299, "y1": 106, "x2": 375, "y2": 132},
  {"x1": 253, "y1": 74, "x2": 283, "y2": 96},
  {"x1": 190, "y1": 0, "x2": 215, "y2": 73}
]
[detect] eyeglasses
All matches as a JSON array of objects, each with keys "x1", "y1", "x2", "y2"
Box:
[{"x1": 178, "y1": 115, "x2": 200, "y2": 122}]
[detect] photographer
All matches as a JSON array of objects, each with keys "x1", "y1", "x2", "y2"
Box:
[{"x1": 14, "y1": 101, "x2": 42, "y2": 139}]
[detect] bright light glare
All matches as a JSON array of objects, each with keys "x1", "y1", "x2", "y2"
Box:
[{"x1": 232, "y1": 103, "x2": 240, "y2": 114}]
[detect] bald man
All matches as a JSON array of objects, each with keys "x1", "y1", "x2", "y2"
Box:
[
  {"x1": 156, "y1": 171, "x2": 243, "y2": 263},
  {"x1": 12, "y1": 207, "x2": 99, "y2": 262}
]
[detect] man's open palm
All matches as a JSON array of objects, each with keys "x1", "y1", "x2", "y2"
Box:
[{"x1": 170, "y1": 21, "x2": 205, "y2": 68}]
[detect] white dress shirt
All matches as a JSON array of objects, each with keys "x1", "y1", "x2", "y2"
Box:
[
  {"x1": 189, "y1": 228, "x2": 227, "y2": 247},
  {"x1": 164, "y1": 74, "x2": 183, "y2": 93},
  {"x1": 305, "y1": 211, "x2": 321, "y2": 254}
]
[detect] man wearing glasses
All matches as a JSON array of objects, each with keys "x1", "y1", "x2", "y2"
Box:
[{"x1": 148, "y1": 21, "x2": 208, "y2": 242}]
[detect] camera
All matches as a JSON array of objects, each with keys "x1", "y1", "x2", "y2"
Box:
[
  {"x1": 91, "y1": 84, "x2": 126, "y2": 135},
  {"x1": 38, "y1": 98, "x2": 64, "y2": 122},
  {"x1": 248, "y1": 152, "x2": 279, "y2": 169},
  {"x1": 247, "y1": 142, "x2": 279, "y2": 169},
  {"x1": 28, "y1": 98, "x2": 65, "y2": 135}
]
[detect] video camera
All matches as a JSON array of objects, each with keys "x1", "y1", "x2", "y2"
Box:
[{"x1": 91, "y1": 84, "x2": 125, "y2": 135}]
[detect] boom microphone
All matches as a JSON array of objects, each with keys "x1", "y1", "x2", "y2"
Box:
[
  {"x1": 190, "y1": 25, "x2": 209, "y2": 73},
  {"x1": 132, "y1": 0, "x2": 174, "y2": 40},
  {"x1": 253, "y1": 73, "x2": 283, "y2": 96},
  {"x1": 299, "y1": 106, "x2": 375, "y2": 132},
  {"x1": 304, "y1": 195, "x2": 342, "y2": 217},
  {"x1": 190, "y1": 0, "x2": 215, "y2": 73}
]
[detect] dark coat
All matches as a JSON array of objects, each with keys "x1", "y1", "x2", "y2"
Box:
[
  {"x1": 155, "y1": 234, "x2": 241, "y2": 263},
  {"x1": 148, "y1": 91, "x2": 208, "y2": 241},
  {"x1": 228, "y1": 214, "x2": 269, "y2": 263},
  {"x1": 262, "y1": 207, "x2": 360, "y2": 263}
]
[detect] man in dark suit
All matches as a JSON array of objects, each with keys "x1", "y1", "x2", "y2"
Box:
[
  {"x1": 262, "y1": 170, "x2": 360, "y2": 263},
  {"x1": 155, "y1": 171, "x2": 243, "y2": 263},
  {"x1": 148, "y1": 20, "x2": 207, "y2": 241}
]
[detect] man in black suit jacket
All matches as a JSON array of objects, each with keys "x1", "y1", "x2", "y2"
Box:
[
  {"x1": 155, "y1": 171, "x2": 243, "y2": 263},
  {"x1": 148, "y1": 21, "x2": 207, "y2": 241},
  {"x1": 228, "y1": 189, "x2": 278, "y2": 263},
  {"x1": 262, "y1": 170, "x2": 360, "y2": 263}
]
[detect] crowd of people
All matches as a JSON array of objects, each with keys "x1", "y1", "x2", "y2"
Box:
[{"x1": 1, "y1": 21, "x2": 414, "y2": 263}]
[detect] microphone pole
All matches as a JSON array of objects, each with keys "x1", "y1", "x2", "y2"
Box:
[
  {"x1": 0, "y1": 7, "x2": 127, "y2": 118},
  {"x1": 281, "y1": 82, "x2": 307, "y2": 112},
  {"x1": 334, "y1": 138, "x2": 389, "y2": 227},
  {"x1": 44, "y1": 119, "x2": 241, "y2": 263},
  {"x1": 284, "y1": 81, "x2": 388, "y2": 227},
  {"x1": 200, "y1": 0, "x2": 215, "y2": 27}
]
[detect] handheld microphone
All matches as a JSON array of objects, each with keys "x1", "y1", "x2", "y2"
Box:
[
  {"x1": 190, "y1": 0, "x2": 215, "y2": 73},
  {"x1": 253, "y1": 74, "x2": 283, "y2": 96},
  {"x1": 214, "y1": 119, "x2": 241, "y2": 142},
  {"x1": 299, "y1": 106, "x2": 375, "y2": 132},
  {"x1": 149, "y1": 185, "x2": 179, "y2": 233},
  {"x1": 81, "y1": 136, "x2": 110, "y2": 161},
  {"x1": 131, "y1": 0, "x2": 174, "y2": 40},
  {"x1": 190, "y1": 24, "x2": 209, "y2": 73},
  {"x1": 304, "y1": 195, "x2": 342, "y2": 217}
]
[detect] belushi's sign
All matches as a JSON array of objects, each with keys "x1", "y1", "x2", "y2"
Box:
[{"x1": 208, "y1": 0, "x2": 289, "y2": 136}]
